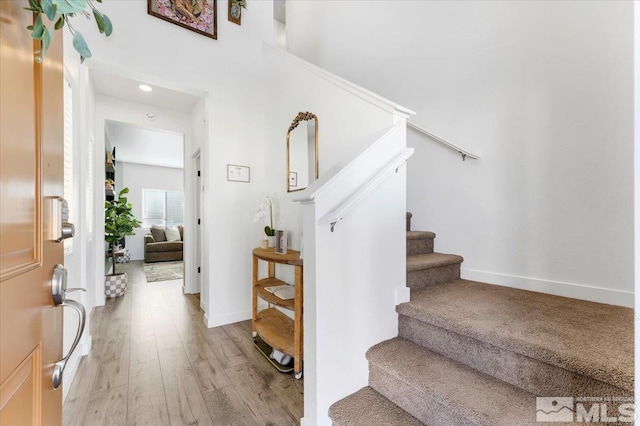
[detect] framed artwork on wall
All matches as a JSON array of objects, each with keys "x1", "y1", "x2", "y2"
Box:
[
  {"x1": 148, "y1": 0, "x2": 217, "y2": 39},
  {"x1": 227, "y1": 164, "x2": 250, "y2": 183}
]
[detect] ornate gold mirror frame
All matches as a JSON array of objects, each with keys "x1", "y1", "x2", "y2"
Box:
[{"x1": 286, "y1": 112, "x2": 319, "y2": 193}]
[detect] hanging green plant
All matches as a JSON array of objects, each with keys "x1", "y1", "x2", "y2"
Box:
[
  {"x1": 25, "y1": 0, "x2": 113, "y2": 63},
  {"x1": 230, "y1": 0, "x2": 247, "y2": 10}
]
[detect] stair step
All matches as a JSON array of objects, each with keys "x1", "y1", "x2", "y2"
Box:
[
  {"x1": 397, "y1": 280, "x2": 633, "y2": 395},
  {"x1": 407, "y1": 231, "x2": 436, "y2": 240},
  {"x1": 407, "y1": 252, "x2": 461, "y2": 271},
  {"x1": 407, "y1": 231, "x2": 436, "y2": 256},
  {"x1": 406, "y1": 253, "x2": 463, "y2": 289},
  {"x1": 329, "y1": 386, "x2": 424, "y2": 426},
  {"x1": 368, "y1": 338, "x2": 537, "y2": 426}
]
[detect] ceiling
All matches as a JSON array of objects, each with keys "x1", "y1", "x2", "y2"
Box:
[
  {"x1": 90, "y1": 68, "x2": 200, "y2": 114},
  {"x1": 105, "y1": 121, "x2": 184, "y2": 169}
]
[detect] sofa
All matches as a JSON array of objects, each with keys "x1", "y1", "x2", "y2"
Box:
[{"x1": 144, "y1": 225, "x2": 184, "y2": 262}]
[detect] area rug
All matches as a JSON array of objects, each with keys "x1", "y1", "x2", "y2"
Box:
[{"x1": 143, "y1": 261, "x2": 184, "y2": 282}]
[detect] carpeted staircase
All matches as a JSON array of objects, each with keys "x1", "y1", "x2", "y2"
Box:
[{"x1": 329, "y1": 213, "x2": 634, "y2": 425}]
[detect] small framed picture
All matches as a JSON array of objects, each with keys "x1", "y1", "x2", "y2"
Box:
[
  {"x1": 227, "y1": 164, "x2": 250, "y2": 183},
  {"x1": 228, "y1": 0, "x2": 241, "y2": 25},
  {"x1": 289, "y1": 172, "x2": 298, "y2": 188},
  {"x1": 275, "y1": 230, "x2": 287, "y2": 255}
]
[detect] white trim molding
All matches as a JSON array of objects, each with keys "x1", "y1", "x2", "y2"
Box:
[
  {"x1": 461, "y1": 268, "x2": 633, "y2": 308},
  {"x1": 205, "y1": 310, "x2": 253, "y2": 328}
]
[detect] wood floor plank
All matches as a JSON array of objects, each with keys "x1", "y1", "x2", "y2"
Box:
[
  {"x1": 233, "y1": 379, "x2": 298, "y2": 426},
  {"x1": 130, "y1": 298, "x2": 155, "y2": 345},
  {"x1": 83, "y1": 384, "x2": 128, "y2": 426},
  {"x1": 159, "y1": 348, "x2": 215, "y2": 426},
  {"x1": 151, "y1": 306, "x2": 184, "y2": 354},
  {"x1": 91, "y1": 341, "x2": 130, "y2": 393},
  {"x1": 179, "y1": 330, "x2": 231, "y2": 392},
  {"x1": 92, "y1": 318, "x2": 130, "y2": 392},
  {"x1": 270, "y1": 378, "x2": 304, "y2": 422},
  {"x1": 63, "y1": 356, "x2": 98, "y2": 426},
  {"x1": 127, "y1": 340, "x2": 170, "y2": 426},
  {"x1": 202, "y1": 386, "x2": 258, "y2": 426},
  {"x1": 204, "y1": 327, "x2": 248, "y2": 369}
]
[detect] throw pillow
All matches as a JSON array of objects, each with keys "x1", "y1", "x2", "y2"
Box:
[
  {"x1": 150, "y1": 225, "x2": 166, "y2": 242},
  {"x1": 178, "y1": 225, "x2": 184, "y2": 241},
  {"x1": 165, "y1": 226, "x2": 181, "y2": 242}
]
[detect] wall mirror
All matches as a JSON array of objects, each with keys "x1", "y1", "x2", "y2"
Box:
[{"x1": 286, "y1": 112, "x2": 318, "y2": 192}]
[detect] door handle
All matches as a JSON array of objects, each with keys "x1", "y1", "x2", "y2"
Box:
[{"x1": 51, "y1": 264, "x2": 86, "y2": 390}]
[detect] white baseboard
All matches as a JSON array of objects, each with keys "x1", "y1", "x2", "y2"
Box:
[
  {"x1": 79, "y1": 336, "x2": 91, "y2": 357},
  {"x1": 461, "y1": 268, "x2": 633, "y2": 308},
  {"x1": 205, "y1": 310, "x2": 252, "y2": 328}
]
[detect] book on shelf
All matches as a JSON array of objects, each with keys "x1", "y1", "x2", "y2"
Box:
[{"x1": 263, "y1": 284, "x2": 295, "y2": 300}]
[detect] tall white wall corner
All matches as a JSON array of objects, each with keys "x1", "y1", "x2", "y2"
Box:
[
  {"x1": 395, "y1": 286, "x2": 411, "y2": 305},
  {"x1": 265, "y1": 42, "x2": 412, "y2": 426}
]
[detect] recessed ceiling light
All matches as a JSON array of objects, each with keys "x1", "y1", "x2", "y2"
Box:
[{"x1": 139, "y1": 84, "x2": 153, "y2": 92}]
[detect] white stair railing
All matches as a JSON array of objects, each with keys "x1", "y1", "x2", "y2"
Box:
[
  {"x1": 317, "y1": 148, "x2": 413, "y2": 232},
  {"x1": 294, "y1": 121, "x2": 413, "y2": 232}
]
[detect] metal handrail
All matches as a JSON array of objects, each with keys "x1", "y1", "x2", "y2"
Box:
[
  {"x1": 407, "y1": 121, "x2": 480, "y2": 161},
  {"x1": 318, "y1": 147, "x2": 414, "y2": 232}
]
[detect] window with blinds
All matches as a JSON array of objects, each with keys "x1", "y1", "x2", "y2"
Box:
[
  {"x1": 63, "y1": 77, "x2": 73, "y2": 255},
  {"x1": 142, "y1": 189, "x2": 184, "y2": 228}
]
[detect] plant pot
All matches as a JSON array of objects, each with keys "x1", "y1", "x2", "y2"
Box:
[
  {"x1": 268, "y1": 236, "x2": 276, "y2": 248},
  {"x1": 105, "y1": 273, "x2": 128, "y2": 298},
  {"x1": 261, "y1": 239, "x2": 269, "y2": 249}
]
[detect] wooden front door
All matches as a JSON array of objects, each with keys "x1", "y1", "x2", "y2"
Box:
[{"x1": 1, "y1": 3, "x2": 65, "y2": 426}]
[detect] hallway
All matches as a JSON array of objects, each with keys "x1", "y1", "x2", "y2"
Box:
[{"x1": 63, "y1": 261, "x2": 303, "y2": 425}]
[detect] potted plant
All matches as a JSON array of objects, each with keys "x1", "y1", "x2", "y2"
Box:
[
  {"x1": 104, "y1": 188, "x2": 141, "y2": 297},
  {"x1": 254, "y1": 194, "x2": 276, "y2": 247}
]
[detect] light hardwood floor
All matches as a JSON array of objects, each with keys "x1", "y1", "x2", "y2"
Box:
[{"x1": 63, "y1": 261, "x2": 303, "y2": 426}]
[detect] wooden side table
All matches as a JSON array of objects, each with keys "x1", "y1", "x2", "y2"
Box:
[{"x1": 252, "y1": 247, "x2": 303, "y2": 379}]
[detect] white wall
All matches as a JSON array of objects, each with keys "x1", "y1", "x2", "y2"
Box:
[
  {"x1": 264, "y1": 46, "x2": 412, "y2": 426},
  {"x1": 287, "y1": 0, "x2": 635, "y2": 306},
  {"x1": 75, "y1": 0, "x2": 273, "y2": 325},
  {"x1": 120, "y1": 162, "x2": 184, "y2": 261}
]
